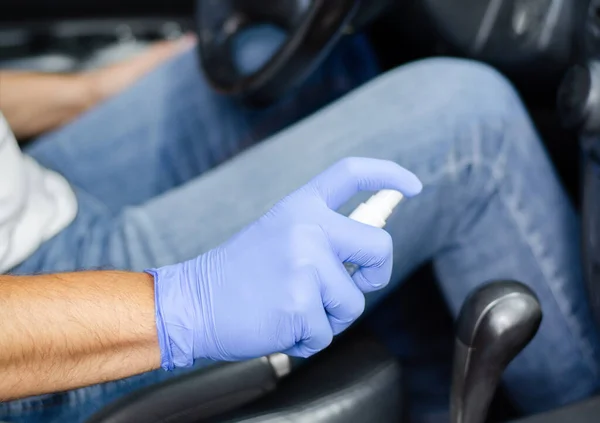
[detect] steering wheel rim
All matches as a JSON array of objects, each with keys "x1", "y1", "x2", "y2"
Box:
[{"x1": 196, "y1": 0, "x2": 360, "y2": 106}]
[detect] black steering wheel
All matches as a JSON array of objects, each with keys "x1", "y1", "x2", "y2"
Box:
[{"x1": 196, "y1": 0, "x2": 391, "y2": 106}]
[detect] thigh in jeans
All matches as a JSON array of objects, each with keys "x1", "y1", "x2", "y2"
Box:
[
  {"x1": 24, "y1": 34, "x2": 379, "y2": 215},
  {"x1": 107, "y1": 58, "x2": 600, "y2": 417},
  {"x1": 7, "y1": 58, "x2": 598, "y2": 422}
]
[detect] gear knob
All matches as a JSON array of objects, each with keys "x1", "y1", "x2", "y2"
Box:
[{"x1": 450, "y1": 281, "x2": 542, "y2": 423}]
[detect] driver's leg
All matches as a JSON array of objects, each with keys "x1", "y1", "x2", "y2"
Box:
[
  {"x1": 104, "y1": 58, "x2": 597, "y2": 415},
  {"x1": 8, "y1": 58, "x2": 599, "y2": 422},
  {"x1": 24, "y1": 33, "x2": 378, "y2": 215}
]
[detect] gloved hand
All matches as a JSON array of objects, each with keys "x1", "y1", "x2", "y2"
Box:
[{"x1": 147, "y1": 158, "x2": 422, "y2": 370}]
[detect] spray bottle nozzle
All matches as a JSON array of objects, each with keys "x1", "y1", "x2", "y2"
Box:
[{"x1": 348, "y1": 189, "x2": 404, "y2": 229}]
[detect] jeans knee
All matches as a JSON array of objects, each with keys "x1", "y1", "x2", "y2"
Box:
[
  {"x1": 372, "y1": 58, "x2": 535, "y2": 172},
  {"x1": 383, "y1": 57, "x2": 522, "y2": 117}
]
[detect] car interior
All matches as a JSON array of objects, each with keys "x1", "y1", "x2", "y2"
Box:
[{"x1": 2, "y1": 0, "x2": 600, "y2": 422}]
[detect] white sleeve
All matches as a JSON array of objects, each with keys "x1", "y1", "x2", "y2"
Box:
[
  {"x1": 0, "y1": 112, "x2": 78, "y2": 272},
  {"x1": 0, "y1": 113, "x2": 28, "y2": 268}
]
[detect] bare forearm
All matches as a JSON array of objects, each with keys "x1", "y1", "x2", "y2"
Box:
[
  {"x1": 0, "y1": 271, "x2": 161, "y2": 401},
  {"x1": 0, "y1": 71, "x2": 95, "y2": 139}
]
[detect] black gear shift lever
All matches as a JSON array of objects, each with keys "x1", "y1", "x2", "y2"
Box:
[{"x1": 450, "y1": 281, "x2": 542, "y2": 423}]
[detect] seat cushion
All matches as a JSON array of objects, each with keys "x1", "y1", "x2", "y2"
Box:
[
  {"x1": 510, "y1": 396, "x2": 600, "y2": 423},
  {"x1": 214, "y1": 332, "x2": 404, "y2": 423}
]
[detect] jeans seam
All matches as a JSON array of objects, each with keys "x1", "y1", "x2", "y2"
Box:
[
  {"x1": 495, "y1": 178, "x2": 600, "y2": 379},
  {"x1": 486, "y1": 121, "x2": 600, "y2": 380}
]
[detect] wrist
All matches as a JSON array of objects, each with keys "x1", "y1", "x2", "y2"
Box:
[
  {"x1": 146, "y1": 268, "x2": 174, "y2": 371},
  {"x1": 146, "y1": 260, "x2": 204, "y2": 371}
]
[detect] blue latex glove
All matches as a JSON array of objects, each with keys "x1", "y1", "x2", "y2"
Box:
[{"x1": 147, "y1": 158, "x2": 422, "y2": 370}]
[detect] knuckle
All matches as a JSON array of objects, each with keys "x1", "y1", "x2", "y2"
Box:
[
  {"x1": 288, "y1": 253, "x2": 312, "y2": 271},
  {"x1": 286, "y1": 286, "x2": 316, "y2": 316},
  {"x1": 287, "y1": 223, "x2": 328, "y2": 267},
  {"x1": 287, "y1": 298, "x2": 311, "y2": 319},
  {"x1": 317, "y1": 328, "x2": 334, "y2": 349},
  {"x1": 348, "y1": 295, "x2": 366, "y2": 320},
  {"x1": 288, "y1": 222, "x2": 324, "y2": 242},
  {"x1": 295, "y1": 263, "x2": 320, "y2": 282}
]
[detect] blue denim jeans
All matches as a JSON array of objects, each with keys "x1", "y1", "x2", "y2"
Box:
[{"x1": 3, "y1": 36, "x2": 600, "y2": 423}]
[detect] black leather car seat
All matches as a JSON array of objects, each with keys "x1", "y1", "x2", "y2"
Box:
[{"x1": 86, "y1": 332, "x2": 404, "y2": 423}]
